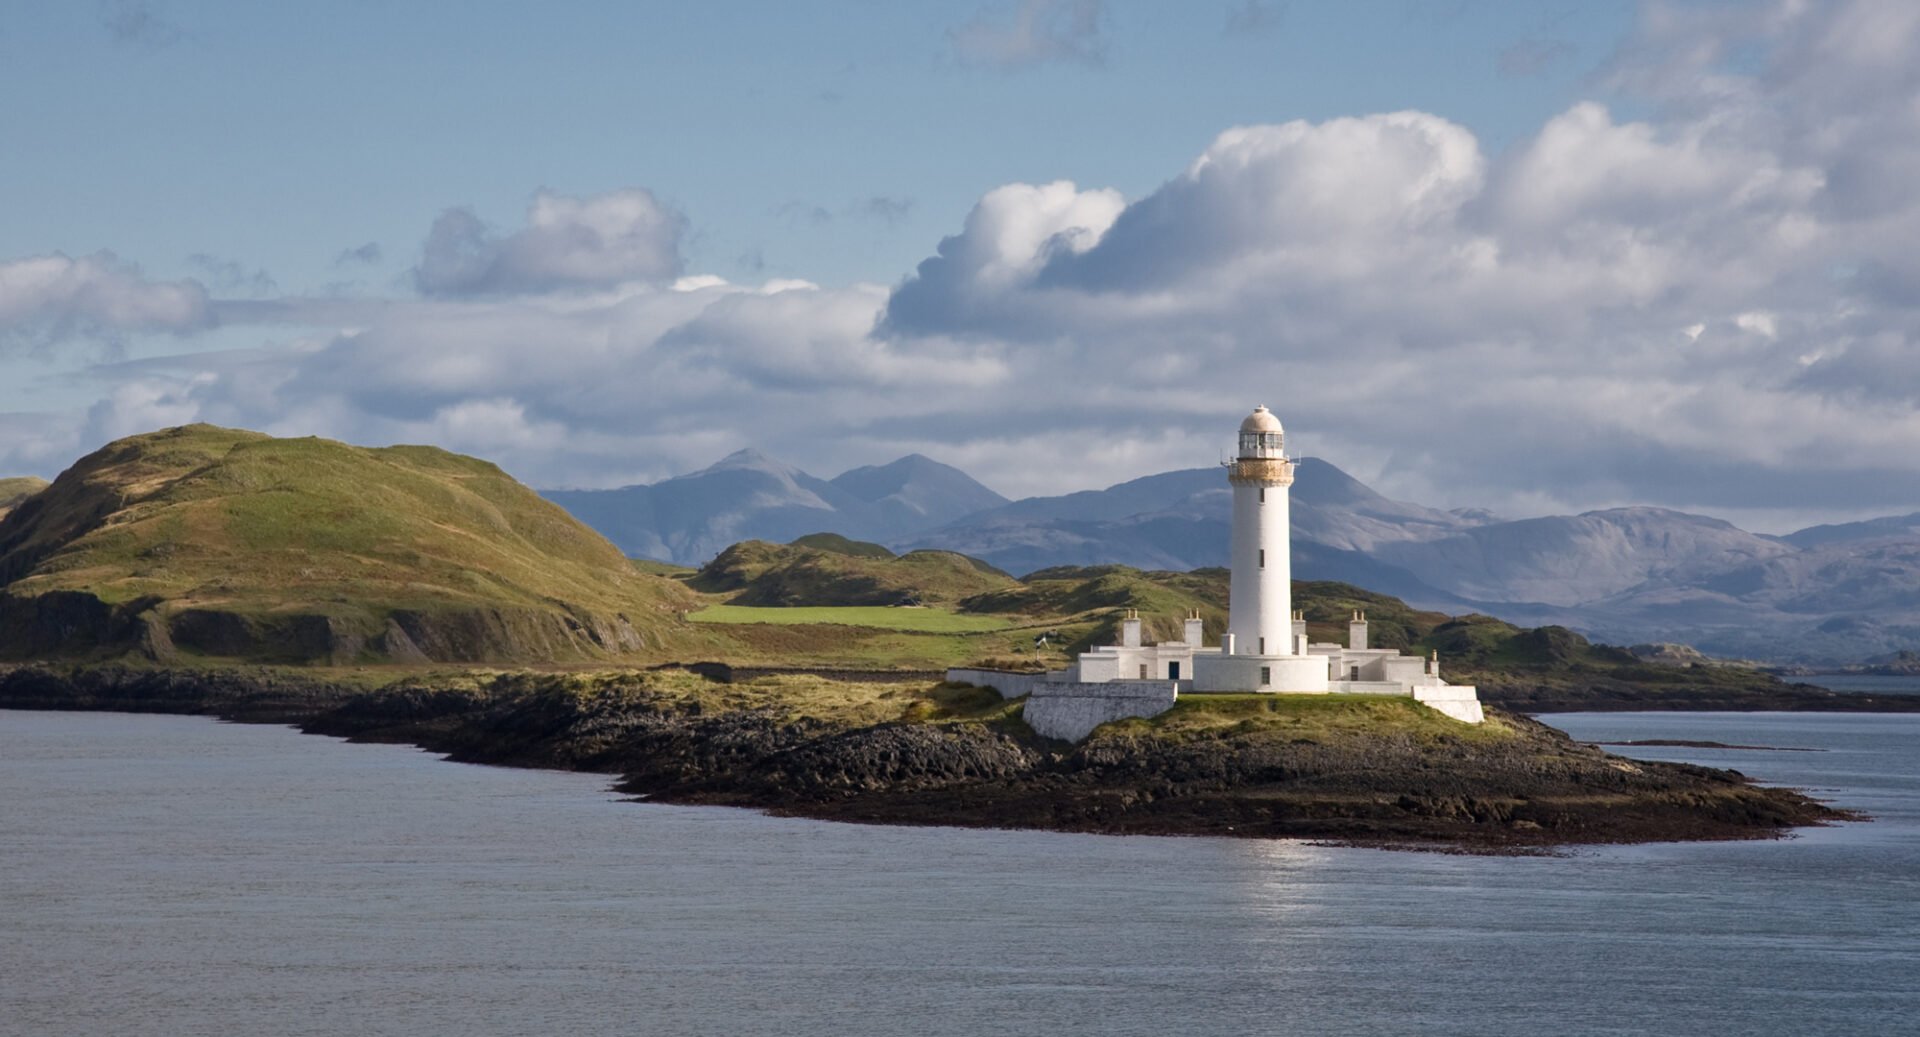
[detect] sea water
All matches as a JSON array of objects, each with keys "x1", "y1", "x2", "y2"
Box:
[
  {"x1": 1806, "y1": 673, "x2": 1920, "y2": 696},
  {"x1": 2, "y1": 709, "x2": 1917, "y2": 1037}
]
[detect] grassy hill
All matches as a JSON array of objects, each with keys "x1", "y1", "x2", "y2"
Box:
[
  {"x1": 680, "y1": 550, "x2": 1847, "y2": 705},
  {"x1": 0, "y1": 476, "x2": 48, "y2": 522},
  {"x1": 0, "y1": 428, "x2": 1872, "y2": 709},
  {"x1": 0, "y1": 425, "x2": 696, "y2": 665},
  {"x1": 690, "y1": 537, "x2": 1017, "y2": 607},
  {"x1": 962, "y1": 565, "x2": 1231, "y2": 651}
]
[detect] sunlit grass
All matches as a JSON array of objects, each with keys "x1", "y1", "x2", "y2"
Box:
[{"x1": 689, "y1": 604, "x2": 1013, "y2": 633}]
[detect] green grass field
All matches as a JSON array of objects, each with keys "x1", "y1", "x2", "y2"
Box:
[{"x1": 688, "y1": 604, "x2": 1014, "y2": 633}]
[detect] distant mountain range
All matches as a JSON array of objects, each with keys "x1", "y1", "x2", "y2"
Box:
[
  {"x1": 544, "y1": 450, "x2": 1008, "y2": 565},
  {"x1": 544, "y1": 452, "x2": 1920, "y2": 665}
]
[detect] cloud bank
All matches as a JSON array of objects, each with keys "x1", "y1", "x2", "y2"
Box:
[{"x1": 6, "y1": 0, "x2": 1920, "y2": 531}]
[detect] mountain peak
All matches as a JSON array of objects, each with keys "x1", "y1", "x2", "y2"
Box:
[
  {"x1": 696, "y1": 447, "x2": 809, "y2": 479},
  {"x1": 830, "y1": 454, "x2": 1007, "y2": 514}
]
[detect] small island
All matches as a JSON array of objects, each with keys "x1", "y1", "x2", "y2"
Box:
[{"x1": 0, "y1": 423, "x2": 1871, "y2": 851}]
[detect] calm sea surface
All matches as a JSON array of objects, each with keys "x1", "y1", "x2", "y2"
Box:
[
  {"x1": 1806, "y1": 673, "x2": 1920, "y2": 696},
  {"x1": 3, "y1": 709, "x2": 1918, "y2": 1037}
]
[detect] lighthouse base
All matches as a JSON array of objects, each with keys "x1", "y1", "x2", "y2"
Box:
[{"x1": 1190, "y1": 652, "x2": 1329, "y2": 693}]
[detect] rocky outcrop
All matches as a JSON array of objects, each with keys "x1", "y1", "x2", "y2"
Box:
[{"x1": 0, "y1": 665, "x2": 1855, "y2": 851}]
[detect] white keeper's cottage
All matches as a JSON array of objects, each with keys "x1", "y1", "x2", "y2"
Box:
[{"x1": 949, "y1": 405, "x2": 1485, "y2": 741}]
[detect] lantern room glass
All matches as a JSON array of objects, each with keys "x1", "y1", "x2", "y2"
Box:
[{"x1": 1239, "y1": 430, "x2": 1284, "y2": 458}]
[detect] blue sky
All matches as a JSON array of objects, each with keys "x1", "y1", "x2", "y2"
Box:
[
  {"x1": 4, "y1": 1, "x2": 1919, "y2": 532},
  {"x1": 3, "y1": 2, "x2": 1632, "y2": 296}
]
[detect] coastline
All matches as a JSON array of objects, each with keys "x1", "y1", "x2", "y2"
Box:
[{"x1": 0, "y1": 663, "x2": 1859, "y2": 853}]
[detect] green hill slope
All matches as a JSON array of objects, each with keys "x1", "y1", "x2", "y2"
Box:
[
  {"x1": 0, "y1": 425, "x2": 695, "y2": 664},
  {"x1": 690, "y1": 538, "x2": 1017, "y2": 607},
  {"x1": 0, "y1": 476, "x2": 49, "y2": 521}
]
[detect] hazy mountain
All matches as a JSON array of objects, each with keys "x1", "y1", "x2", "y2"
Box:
[
  {"x1": 1779, "y1": 512, "x2": 1920, "y2": 550},
  {"x1": 1369, "y1": 507, "x2": 1794, "y2": 607},
  {"x1": 901, "y1": 457, "x2": 1484, "y2": 574},
  {"x1": 828, "y1": 453, "x2": 1009, "y2": 531},
  {"x1": 543, "y1": 450, "x2": 1007, "y2": 565},
  {"x1": 543, "y1": 447, "x2": 1920, "y2": 664}
]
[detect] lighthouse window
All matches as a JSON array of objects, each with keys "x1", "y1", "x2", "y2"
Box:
[
  {"x1": 1259, "y1": 488, "x2": 1265, "y2": 503},
  {"x1": 1258, "y1": 637, "x2": 1266, "y2": 653},
  {"x1": 1259, "y1": 666, "x2": 1271, "y2": 686},
  {"x1": 1258, "y1": 549, "x2": 1265, "y2": 568}
]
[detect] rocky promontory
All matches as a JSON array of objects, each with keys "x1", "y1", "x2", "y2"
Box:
[{"x1": 0, "y1": 664, "x2": 1853, "y2": 852}]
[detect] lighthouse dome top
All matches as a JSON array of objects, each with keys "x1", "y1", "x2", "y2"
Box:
[
  {"x1": 1237, "y1": 405, "x2": 1286, "y2": 459},
  {"x1": 1239, "y1": 405, "x2": 1283, "y2": 435}
]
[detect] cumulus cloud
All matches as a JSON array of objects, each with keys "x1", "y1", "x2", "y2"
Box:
[
  {"x1": 869, "y1": 3, "x2": 1920, "y2": 513},
  {"x1": 13, "y1": 0, "x2": 1920, "y2": 526},
  {"x1": 413, "y1": 189, "x2": 687, "y2": 297},
  {"x1": 50, "y1": 275, "x2": 1009, "y2": 489},
  {"x1": 0, "y1": 252, "x2": 211, "y2": 351},
  {"x1": 83, "y1": 373, "x2": 214, "y2": 444},
  {"x1": 883, "y1": 180, "x2": 1124, "y2": 335},
  {"x1": 948, "y1": 0, "x2": 1107, "y2": 68}
]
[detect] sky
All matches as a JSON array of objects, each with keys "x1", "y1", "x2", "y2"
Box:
[{"x1": 2, "y1": 0, "x2": 1917, "y2": 533}]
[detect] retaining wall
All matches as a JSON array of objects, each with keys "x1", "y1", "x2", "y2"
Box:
[
  {"x1": 1413, "y1": 683, "x2": 1485, "y2": 724},
  {"x1": 944, "y1": 668, "x2": 1070, "y2": 700},
  {"x1": 1022, "y1": 681, "x2": 1178, "y2": 742}
]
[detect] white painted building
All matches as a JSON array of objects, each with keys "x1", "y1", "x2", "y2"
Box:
[{"x1": 950, "y1": 405, "x2": 1484, "y2": 740}]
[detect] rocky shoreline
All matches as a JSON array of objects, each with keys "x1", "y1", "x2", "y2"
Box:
[
  {"x1": 0, "y1": 664, "x2": 1859, "y2": 853},
  {"x1": 1470, "y1": 672, "x2": 1920, "y2": 713}
]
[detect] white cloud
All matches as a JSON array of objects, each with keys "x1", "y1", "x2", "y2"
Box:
[
  {"x1": 82, "y1": 373, "x2": 214, "y2": 444},
  {"x1": 0, "y1": 252, "x2": 212, "y2": 351},
  {"x1": 414, "y1": 188, "x2": 687, "y2": 297},
  {"x1": 882, "y1": 179, "x2": 1123, "y2": 334}
]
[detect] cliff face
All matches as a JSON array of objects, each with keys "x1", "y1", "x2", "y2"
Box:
[
  {"x1": 0, "y1": 665, "x2": 1851, "y2": 851},
  {"x1": 0, "y1": 425, "x2": 695, "y2": 665}
]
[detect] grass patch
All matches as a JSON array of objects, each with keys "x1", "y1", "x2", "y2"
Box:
[
  {"x1": 557, "y1": 669, "x2": 1022, "y2": 728},
  {"x1": 689, "y1": 604, "x2": 1013, "y2": 634},
  {"x1": 1106, "y1": 692, "x2": 1515, "y2": 742},
  {"x1": 629, "y1": 558, "x2": 695, "y2": 577}
]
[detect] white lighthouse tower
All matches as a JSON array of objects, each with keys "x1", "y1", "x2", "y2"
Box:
[
  {"x1": 1196, "y1": 404, "x2": 1330, "y2": 692},
  {"x1": 953, "y1": 401, "x2": 1483, "y2": 738},
  {"x1": 1226, "y1": 405, "x2": 1292, "y2": 658}
]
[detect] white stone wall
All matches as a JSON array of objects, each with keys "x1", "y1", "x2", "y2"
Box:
[
  {"x1": 1022, "y1": 682, "x2": 1179, "y2": 742},
  {"x1": 1381, "y1": 656, "x2": 1427, "y2": 683},
  {"x1": 1413, "y1": 683, "x2": 1485, "y2": 724},
  {"x1": 1191, "y1": 653, "x2": 1330, "y2": 693},
  {"x1": 1074, "y1": 653, "x2": 1124, "y2": 683},
  {"x1": 945, "y1": 668, "x2": 1069, "y2": 700}
]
